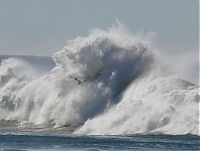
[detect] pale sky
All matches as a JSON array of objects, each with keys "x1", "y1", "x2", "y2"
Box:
[{"x1": 0, "y1": 0, "x2": 198, "y2": 56}]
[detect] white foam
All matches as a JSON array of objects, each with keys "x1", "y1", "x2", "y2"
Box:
[{"x1": 0, "y1": 22, "x2": 199, "y2": 135}]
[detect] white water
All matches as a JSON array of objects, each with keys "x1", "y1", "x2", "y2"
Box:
[{"x1": 0, "y1": 22, "x2": 199, "y2": 135}]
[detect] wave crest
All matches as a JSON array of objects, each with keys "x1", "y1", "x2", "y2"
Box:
[{"x1": 0, "y1": 23, "x2": 199, "y2": 135}]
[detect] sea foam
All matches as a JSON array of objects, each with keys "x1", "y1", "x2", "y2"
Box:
[{"x1": 0, "y1": 22, "x2": 199, "y2": 135}]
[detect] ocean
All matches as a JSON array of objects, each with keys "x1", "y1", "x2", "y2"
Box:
[
  {"x1": 0, "y1": 133, "x2": 199, "y2": 150},
  {"x1": 0, "y1": 24, "x2": 199, "y2": 150}
]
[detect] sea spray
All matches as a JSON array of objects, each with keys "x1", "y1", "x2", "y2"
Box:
[
  {"x1": 0, "y1": 22, "x2": 199, "y2": 135},
  {"x1": 76, "y1": 76, "x2": 199, "y2": 135}
]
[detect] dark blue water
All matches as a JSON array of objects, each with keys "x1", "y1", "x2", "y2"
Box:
[{"x1": 0, "y1": 134, "x2": 199, "y2": 150}]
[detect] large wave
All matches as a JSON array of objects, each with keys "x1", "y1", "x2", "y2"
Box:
[{"x1": 0, "y1": 22, "x2": 199, "y2": 135}]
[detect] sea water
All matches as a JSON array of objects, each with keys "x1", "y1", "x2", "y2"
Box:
[
  {"x1": 0, "y1": 22, "x2": 199, "y2": 150},
  {"x1": 0, "y1": 131, "x2": 199, "y2": 150}
]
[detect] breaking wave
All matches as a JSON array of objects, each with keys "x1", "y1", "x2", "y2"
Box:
[{"x1": 0, "y1": 22, "x2": 199, "y2": 135}]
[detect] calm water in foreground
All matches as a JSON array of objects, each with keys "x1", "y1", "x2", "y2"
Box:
[{"x1": 0, "y1": 132, "x2": 199, "y2": 151}]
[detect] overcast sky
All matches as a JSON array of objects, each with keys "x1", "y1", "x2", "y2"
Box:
[{"x1": 0, "y1": 0, "x2": 198, "y2": 56}]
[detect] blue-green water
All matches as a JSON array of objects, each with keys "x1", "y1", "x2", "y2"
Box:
[{"x1": 0, "y1": 134, "x2": 199, "y2": 150}]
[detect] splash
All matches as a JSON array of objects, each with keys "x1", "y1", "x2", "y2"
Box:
[{"x1": 0, "y1": 22, "x2": 199, "y2": 135}]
